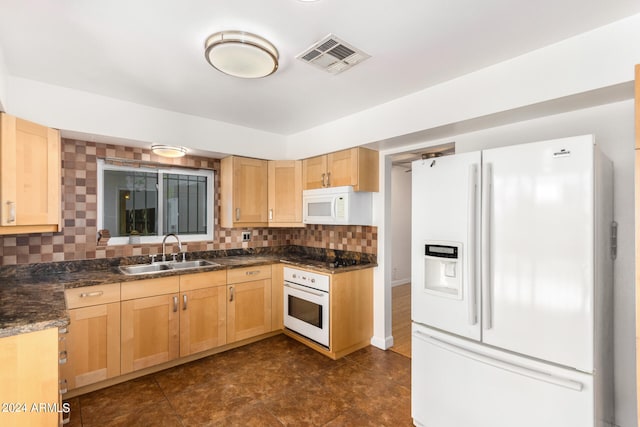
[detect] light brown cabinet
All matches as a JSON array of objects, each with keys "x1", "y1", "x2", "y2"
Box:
[
  {"x1": 220, "y1": 156, "x2": 268, "y2": 227},
  {"x1": 0, "y1": 328, "x2": 60, "y2": 426},
  {"x1": 120, "y1": 276, "x2": 180, "y2": 374},
  {"x1": 179, "y1": 271, "x2": 227, "y2": 357},
  {"x1": 227, "y1": 265, "x2": 272, "y2": 343},
  {"x1": 271, "y1": 263, "x2": 284, "y2": 331},
  {"x1": 268, "y1": 160, "x2": 303, "y2": 227},
  {"x1": 62, "y1": 283, "x2": 121, "y2": 390},
  {"x1": 0, "y1": 113, "x2": 61, "y2": 234},
  {"x1": 302, "y1": 147, "x2": 379, "y2": 192}
]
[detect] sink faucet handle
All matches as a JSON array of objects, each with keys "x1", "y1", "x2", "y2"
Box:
[
  {"x1": 182, "y1": 252, "x2": 186, "y2": 262},
  {"x1": 150, "y1": 254, "x2": 157, "y2": 264},
  {"x1": 172, "y1": 253, "x2": 178, "y2": 262}
]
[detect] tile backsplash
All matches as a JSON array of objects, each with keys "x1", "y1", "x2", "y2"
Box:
[{"x1": 0, "y1": 139, "x2": 377, "y2": 265}]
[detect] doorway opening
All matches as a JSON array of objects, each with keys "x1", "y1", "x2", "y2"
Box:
[{"x1": 388, "y1": 142, "x2": 455, "y2": 358}]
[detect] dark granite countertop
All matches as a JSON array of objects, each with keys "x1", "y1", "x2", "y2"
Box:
[{"x1": 0, "y1": 246, "x2": 376, "y2": 338}]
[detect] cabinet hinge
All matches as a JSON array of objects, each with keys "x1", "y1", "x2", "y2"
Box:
[{"x1": 610, "y1": 221, "x2": 618, "y2": 261}]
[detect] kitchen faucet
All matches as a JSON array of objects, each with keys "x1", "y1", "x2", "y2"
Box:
[{"x1": 161, "y1": 233, "x2": 183, "y2": 262}]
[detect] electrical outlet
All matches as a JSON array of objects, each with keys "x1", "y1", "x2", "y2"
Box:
[{"x1": 242, "y1": 231, "x2": 251, "y2": 242}]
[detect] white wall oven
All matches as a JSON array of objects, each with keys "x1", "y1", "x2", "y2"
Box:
[{"x1": 283, "y1": 267, "x2": 330, "y2": 347}]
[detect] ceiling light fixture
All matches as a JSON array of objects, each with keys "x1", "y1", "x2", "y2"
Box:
[
  {"x1": 204, "y1": 31, "x2": 279, "y2": 79},
  {"x1": 151, "y1": 145, "x2": 187, "y2": 158}
]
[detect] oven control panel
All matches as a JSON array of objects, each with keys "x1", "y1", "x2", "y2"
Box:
[{"x1": 284, "y1": 267, "x2": 330, "y2": 292}]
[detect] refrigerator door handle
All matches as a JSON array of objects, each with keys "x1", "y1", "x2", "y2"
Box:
[
  {"x1": 413, "y1": 331, "x2": 584, "y2": 392},
  {"x1": 481, "y1": 162, "x2": 493, "y2": 329},
  {"x1": 467, "y1": 164, "x2": 478, "y2": 325}
]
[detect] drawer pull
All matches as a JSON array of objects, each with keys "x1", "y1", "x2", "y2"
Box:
[
  {"x1": 245, "y1": 270, "x2": 260, "y2": 276},
  {"x1": 80, "y1": 291, "x2": 104, "y2": 298}
]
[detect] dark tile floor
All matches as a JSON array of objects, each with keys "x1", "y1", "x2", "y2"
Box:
[{"x1": 65, "y1": 334, "x2": 413, "y2": 426}]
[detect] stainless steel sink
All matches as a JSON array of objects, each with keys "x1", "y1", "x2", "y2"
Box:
[
  {"x1": 119, "y1": 263, "x2": 172, "y2": 275},
  {"x1": 119, "y1": 259, "x2": 220, "y2": 275},
  {"x1": 169, "y1": 259, "x2": 217, "y2": 270}
]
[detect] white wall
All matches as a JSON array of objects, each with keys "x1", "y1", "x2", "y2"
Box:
[
  {"x1": 5, "y1": 76, "x2": 287, "y2": 160},
  {"x1": 376, "y1": 100, "x2": 636, "y2": 427},
  {"x1": 4, "y1": 14, "x2": 639, "y2": 161},
  {"x1": 0, "y1": 44, "x2": 8, "y2": 111},
  {"x1": 287, "y1": 13, "x2": 640, "y2": 159},
  {"x1": 390, "y1": 166, "x2": 412, "y2": 286}
]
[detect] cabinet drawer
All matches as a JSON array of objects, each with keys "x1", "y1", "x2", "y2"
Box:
[
  {"x1": 65, "y1": 283, "x2": 121, "y2": 309},
  {"x1": 121, "y1": 276, "x2": 179, "y2": 300},
  {"x1": 180, "y1": 270, "x2": 226, "y2": 292},
  {"x1": 227, "y1": 265, "x2": 271, "y2": 284}
]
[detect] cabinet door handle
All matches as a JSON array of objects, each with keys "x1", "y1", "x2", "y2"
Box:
[
  {"x1": 173, "y1": 296, "x2": 178, "y2": 312},
  {"x1": 59, "y1": 350, "x2": 67, "y2": 364},
  {"x1": 321, "y1": 173, "x2": 326, "y2": 187},
  {"x1": 235, "y1": 208, "x2": 241, "y2": 221},
  {"x1": 80, "y1": 291, "x2": 104, "y2": 298},
  {"x1": 6, "y1": 201, "x2": 15, "y2": 223},
  {"x1": 326, "y1": 172, "x2": 331, "y2": 187},
  {"x1": 229, "y1": 286, "x2": 234, "y2": 302},
  {"x1": 183, "y1": 294, "x2": 187, "y2": 310},
  {"x1": 59, "y1": 379, "x2": 68, "y2": 395},
  {"x1": 269, "y1": 209, "x2": 273, "y2": 220}
]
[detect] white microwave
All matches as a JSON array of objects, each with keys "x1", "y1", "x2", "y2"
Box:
[{"x1": 303, "y1": 185, "x2": 372, "y2": 225}]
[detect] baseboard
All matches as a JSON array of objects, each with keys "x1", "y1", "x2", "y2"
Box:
[
  {"x1": 392, "y1": 278, "x2": 410, "y2": 287},
  {"x1": 370, "y1": 335, "x2": 394, "y2": 350}
]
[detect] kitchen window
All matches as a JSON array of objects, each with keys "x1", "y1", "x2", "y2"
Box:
[{"x1": 97, "y1": 160, "x2": 214, "y2": 244}]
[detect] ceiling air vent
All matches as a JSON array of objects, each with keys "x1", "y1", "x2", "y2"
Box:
[{"x1": 296, "y1": 34, "x2": 370, "y2": 74}]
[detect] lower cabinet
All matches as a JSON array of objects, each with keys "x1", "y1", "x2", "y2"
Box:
[
  {"x1": 120, "y1": 276, "x2": 180, "y2": 374},
  {"x1": 227, "y1": 265, "x2": 272, "y2": 343},
  {"x1": 63, "y1": 283, "x2": 121, "y2": 390},
  {"x1": 63, "y1": 266, "x2": 277, "y2": 392},
  {"x1": 271, "y1": 263, "x2": 284, "y2": 331},
  {"x1": 179, "y1": 271, "x2": 227, "y2": 357},
  {"x1": 121, "y1": 272, "x2": 228, "y2": 373},
  {"x1": 0, "y1": 328, "x2": 60, "y2": 427},
  {"x1": 121, "y1": 293, "x2": 180, "y2": 374}
]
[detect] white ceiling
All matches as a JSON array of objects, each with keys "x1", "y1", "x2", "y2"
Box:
[{"x1": 1, "y1": 0, "x2": 639, "y2": 136}]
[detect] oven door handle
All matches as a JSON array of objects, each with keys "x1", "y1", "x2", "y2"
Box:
[{"x1": 284, "y1": 282, "x2": 326, "y2": 297}]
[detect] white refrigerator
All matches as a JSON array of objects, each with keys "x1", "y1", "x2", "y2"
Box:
[{"x1": 411, "y1": 135, "x2": 614, "y2": 427}]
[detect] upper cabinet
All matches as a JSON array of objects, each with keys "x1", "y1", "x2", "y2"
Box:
[
  {"x1": 302, "y1": 147, "x2": 379, "y2": 192},
  {"x1": 220, "y1": 156, "x2": 268, "y2": 228},
  {"x1": 0, "y1": 113, "x2": 61, "y2": 234},
  {"x1": 220, "y1": 149, "x2": 377, "y2": 228},
  {"x1": 268, "y1": 160, "x2": 302, "y2": 227}
]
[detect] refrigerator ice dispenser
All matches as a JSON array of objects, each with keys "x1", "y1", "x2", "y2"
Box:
[{"x1": 423, "y1": 241, "x2": 462, "y2": 299}]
